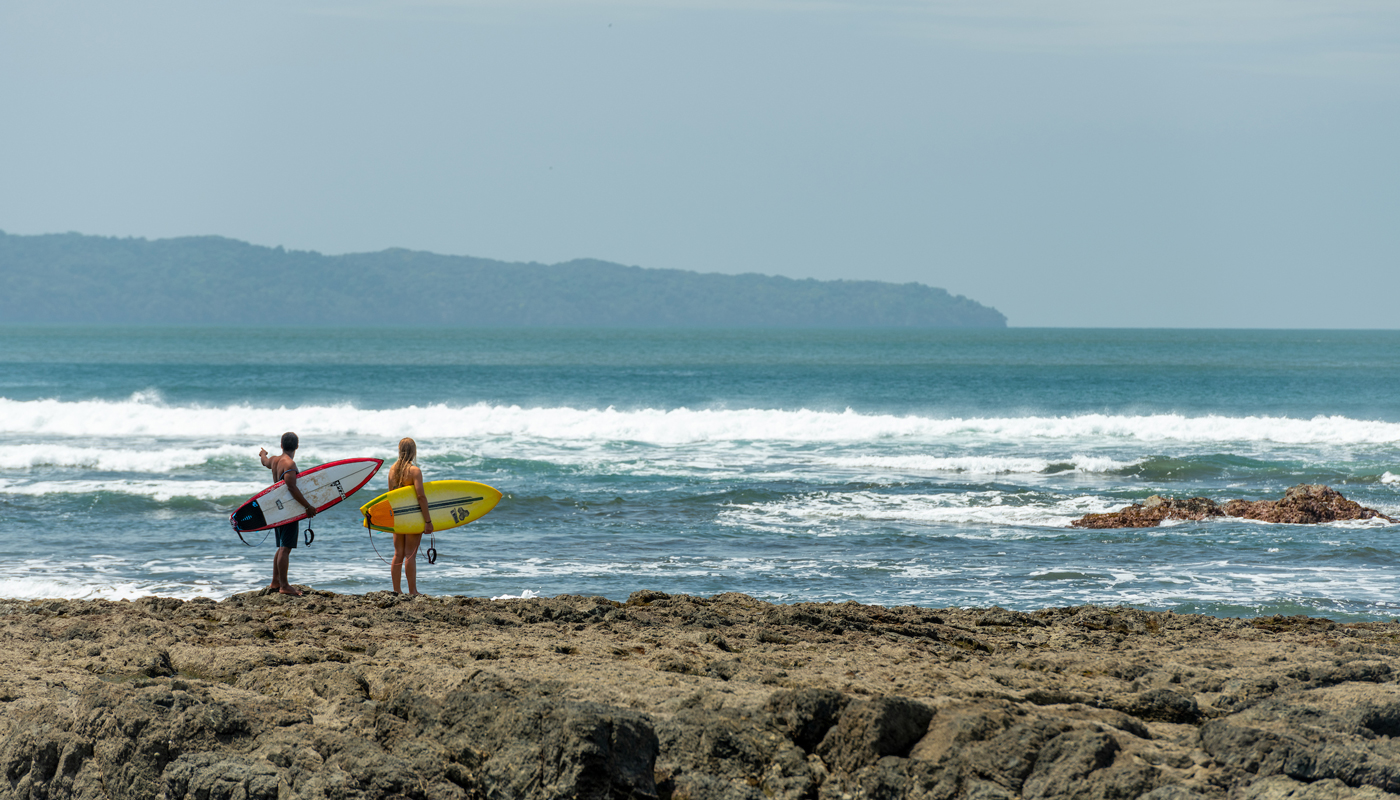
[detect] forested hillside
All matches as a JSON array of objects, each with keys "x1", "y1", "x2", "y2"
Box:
[{"x1": 0, "y1": 231, "x2": 1006, "y2": 327}]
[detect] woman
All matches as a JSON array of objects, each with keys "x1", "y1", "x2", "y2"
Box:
[{"x1": 387, "y1": 437, "x2": 433, "y2": 596}]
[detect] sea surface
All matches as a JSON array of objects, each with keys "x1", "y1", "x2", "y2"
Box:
[{"x1": 2, "y1": 327, "x2": 1399, "y2": 620}]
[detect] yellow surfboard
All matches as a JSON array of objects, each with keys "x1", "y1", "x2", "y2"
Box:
[{"x1": 359, "y1": 480, "x2": 502, "y2": 534}]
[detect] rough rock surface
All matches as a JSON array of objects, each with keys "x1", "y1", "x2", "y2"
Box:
[
  {"x1": 6, "y1": 592, "x2": 1400, "y2": 798},
  {"x1": 1071, "y1": 485, "x2": 1397, "y2": 529}
]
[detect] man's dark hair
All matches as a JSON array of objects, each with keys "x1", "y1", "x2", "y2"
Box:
[{"x1": 281, "y1": 432, "x2": 299, "y2": 452}]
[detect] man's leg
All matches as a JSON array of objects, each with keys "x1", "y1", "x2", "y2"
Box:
[
  {"x1": 275, "y1": 547, "x2": 301, "y2": 596},
  {"x1": 269, "y1": 548, "x2": 282, "y2": 591}
]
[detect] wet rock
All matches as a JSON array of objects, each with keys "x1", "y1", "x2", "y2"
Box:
[
  {"x1": 1072, "y1": 485, "x2": 1397, "y2": 529},
  {"x1": 1071, "y1": 496, "x2": 1224, "y2": 529},
  {"x1": 1223, "y1": 485, "x2": 1398, "y2": 525}
]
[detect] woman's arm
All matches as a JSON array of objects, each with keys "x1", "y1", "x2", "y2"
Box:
[{"x1": 411, "y1": 465, "x2": 433, "y2": 535}]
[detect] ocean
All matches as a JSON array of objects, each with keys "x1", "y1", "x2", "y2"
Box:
[{"x1": 2, "y1": 326, "x2": 1398, "y2": 620}]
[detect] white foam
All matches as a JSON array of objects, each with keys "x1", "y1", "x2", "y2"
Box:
[
  {"x1": 717, "y1": 490, "x2": 1121, "y2": 531},
  {"x1": 0, "y1": 444, "x2": 253, "y2": 472},
  {"x1": 491, "y1": 589, "x2": 544, "y2": 600},
  {"x1": 821, "y1": 454, "x2": 1137, "y2": 475},
  {"x1": 0, "y1": 553, "x2": 258, "y2": 601},
  {"x1": 1383, "y1": 472, "x2": 1400, "y2": 485},
  {"x1": 0, "y1": 478, "x2": 264, "y2": 502},
  {"x1": 4, "y1": 395, "x2": 1400, "y2": 447}
]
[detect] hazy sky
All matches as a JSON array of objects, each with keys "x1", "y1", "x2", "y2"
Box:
[{"x1": 3, "y1": 1, "x2": 1397, "y2": 326}]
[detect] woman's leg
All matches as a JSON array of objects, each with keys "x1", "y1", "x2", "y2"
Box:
[
  {"x1": 391, "y1": 534, "x2": 407, "y2": 593},
  {"x1": 403, "y1": 533, "x2": 423, "y2": 595}
]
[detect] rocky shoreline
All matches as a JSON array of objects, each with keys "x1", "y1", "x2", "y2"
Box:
[
  {"x1": 1071, "y1": 484, "x2": 1398, "y2": 529},
  {"x1": 6, "y1": 591, "x2": 1400, "y2": 799}
]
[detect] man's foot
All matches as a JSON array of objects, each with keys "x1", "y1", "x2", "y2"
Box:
[
  {"x1": 278, "y1": 586, "x2": 303, "y2": 597},
  {"x1": 408, "y1": 592, "x2": 424, "y2": 597}
]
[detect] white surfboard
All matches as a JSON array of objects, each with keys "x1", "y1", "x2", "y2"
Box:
[{"x1": 230, "y1": 458, "x2": 383, "y2": 533}]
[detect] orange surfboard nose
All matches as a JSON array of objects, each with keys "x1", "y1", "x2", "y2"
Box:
[{"x1": 368, "y1": 501, "x2": 395, "y2": 528}]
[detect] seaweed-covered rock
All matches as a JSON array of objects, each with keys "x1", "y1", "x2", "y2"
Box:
[
  {"x1": 1072, "y1": 485, "x2": 1396, "y2": 529},
  {"x1": 1071, "y1": 496, "x2": 1224, "y2": 529},
  {"x1": 1223, "y1": 484, "x2": 1398, "y2": 525}
]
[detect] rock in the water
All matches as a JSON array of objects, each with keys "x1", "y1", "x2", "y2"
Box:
[
  {"x1": 1223, "y1": 484, "x2": 1398, "y2": 525},
  {"x1": 1072, "y1": 485, "x2": 1396, "y2": 529},
  {"x1": 1070, "y1": 496, "x2": 1224, "y2": 529}
]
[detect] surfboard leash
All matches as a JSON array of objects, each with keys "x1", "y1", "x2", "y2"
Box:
[
  {"x1": 364, "y1": 512, "x2": 392, "y2": 565},
  {"x1": 230, "y1": 514, "x2": 272, "y2": 547},
  {"x1": 363, "y1": 511, "x2": 437, "y2": 566}
]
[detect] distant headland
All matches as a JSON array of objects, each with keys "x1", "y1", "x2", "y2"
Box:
[{"x1": 0, "y1": 230, "x2": 1006, "y2": 327}]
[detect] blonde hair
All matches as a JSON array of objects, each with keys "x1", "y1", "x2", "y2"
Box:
[{"x1": 388, "y1": 437, "x2": 417, "y2": 489}]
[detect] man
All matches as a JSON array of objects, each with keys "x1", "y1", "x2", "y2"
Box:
[{"x1": 259, "y1": 431, "x2": 316, "y2": 597}]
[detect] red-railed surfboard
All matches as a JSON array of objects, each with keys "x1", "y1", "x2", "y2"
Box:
[{"x1": 230, "y1": 458, "x2": 383, "y2": 536}]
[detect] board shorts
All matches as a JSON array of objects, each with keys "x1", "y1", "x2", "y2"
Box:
[{"x1": 274, "y1": 521, "x2": 299, "y2": 549}]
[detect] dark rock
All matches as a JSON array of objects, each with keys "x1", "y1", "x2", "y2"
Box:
[
  {"x1": 437, "y1": 682, "x2": 661, "y2": 800},
  {"x1": 162, "y1": 753, "x2": 280, "y2": 800},
  {"x1": 705, "y1": 631, "x2": 733, "y2": 652},
  {"x1": 978, "y1": 607, "x2": 1045, "y2": 628},
  {"x1": 908, "y1": 703, "x2": 1016, "y2": 765},
  {"x1": 816, "y1": 697, "x2": 935, "y2": 774},
  {"x1": 766, "y1": 688, "x2": 850, "y2": 753},
  {"x1": 1353, "y1": 699, "x2": 1400, "y2": 738},
  {"x1": 1238, "y1": 775, "x2": 1393, "y2": 799},
  {"x1": 654, "y1": 707, "x2": 819, "y2": 800},
  {"x1": 627, "y1": 590, "x2": 671, "y2": 606},
  {"x1": 1216, "y1": 676, "x2": 1282, "y2": 712},
  {"x1": 1071, "y1": 496, "x2": 1223, "y2": 529},
  {"x1": 0, "y1": 721, "x2": 97, "y2": 800},
  {"x1": 1114, "y1": 688, "x2": 1201, "y2": 724},
  {"x1": 1299, "y1": 661, "x2": 1393, "y2": 687},
  {"x1": 1140, "y1": 788, "x2": 1210, "y2": 800},
  {"x1": 1020, "y1": 730, "x2": 1150, "y2": 800},
  {"x1": 1223, "y1": 485, "x2": 1398, "y2": 525},
  {"x1": 1071, "y1": 485, "x2": 1397, "y2": 529},
  {"x1": 1201, "y1": 709, "x2": 1400, "y2": 794},
  {"x1": 956, "y1": 719, "x2": 1071, "y2": 793},
  {"x1": 1024, "y1": 688, "x2": 1096, "y2": 707}
]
